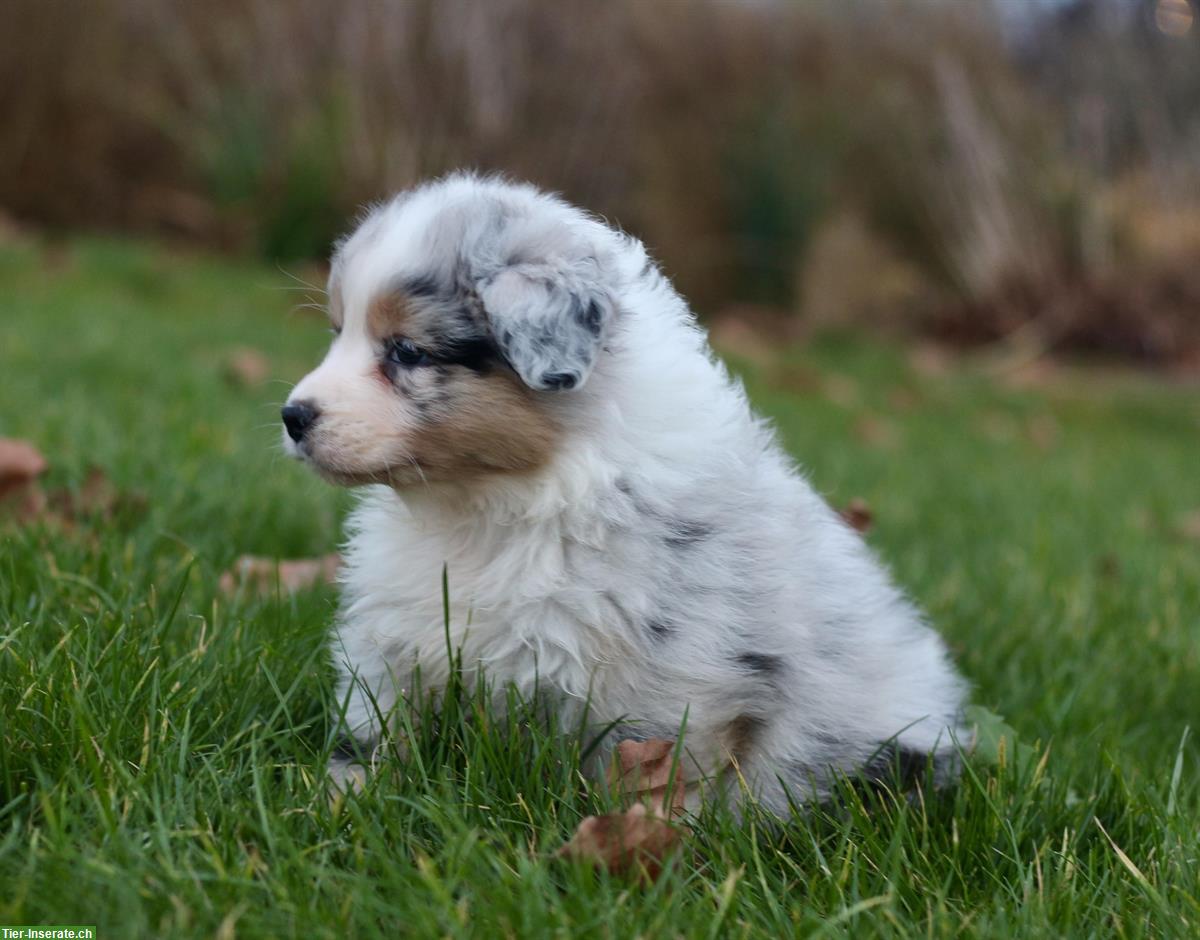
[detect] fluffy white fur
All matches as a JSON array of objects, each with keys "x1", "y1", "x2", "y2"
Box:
[{"x1": 283, "y1": 173, "x2": 968, "y2": 814}]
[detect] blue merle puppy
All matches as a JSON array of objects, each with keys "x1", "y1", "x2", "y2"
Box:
[{"x1": 281, "y1": 173, "x2": 968, "y2": 813}]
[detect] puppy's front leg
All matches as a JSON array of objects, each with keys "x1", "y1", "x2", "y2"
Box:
[
  {"x1": 328, "y1": 756, "x2": 368, "y2": 795},
  {"x1": 325, "y1": 653, "x2": 409, "y2": 795}
]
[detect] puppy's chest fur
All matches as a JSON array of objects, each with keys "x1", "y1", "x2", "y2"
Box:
[{"x1": 337, "y1": 481, "x2": 785, "y2": 721}]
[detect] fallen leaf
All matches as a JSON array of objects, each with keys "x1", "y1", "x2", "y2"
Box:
[
  {"x1": 839, "y1": 498, "x2": 873, "y2": 534},
  {"x1": 765, "y1": 363, "x2": 821, "y2": 395},
  {"x1": 2, "y1": 455, "x2": 148, "y2": 531},
  {"x1": 50, "y1": 467, "x2": 147, "y2": 526},
  {"x1": 555, "y1": 737, "x2": 691, "y2": 880},
  {"x1": 0, "y1": 439, "x2": 48, "y2": 498},
  {"x1": 853, "y1": 415, "x2": 899, "y2": 449},
  {"x1": 0, "y1": 439, "x2": 49, "y2": 519},
  {"x1": 821, "y1": 374, "x2": 860, "y2": 408},
  {"x1": 67, "y1": 466, "x2": 119, "y2": 516},
  {"x1": 611, "y1": 738, "x2": 686, "y2": 817},
  {"x1": 219, "y1": 553, "x2": 340, "y2": 597},
  {"x1": 556, "y1": 803, "x2": 685, "y2": 881},
  {"x1": 224, "y1": 347, "x2": 271, "y2": 388},
  {"x1": 1177, "y1": 510, "x2": 1200, "y2": 542},
  {"x1": 1026, "y1": 414, "x2": 1060, "y2": 451}
]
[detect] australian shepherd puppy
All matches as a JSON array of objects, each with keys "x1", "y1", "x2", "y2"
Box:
[{"x1": 281, "y1": 173, "x2": 967, "y2": 814}]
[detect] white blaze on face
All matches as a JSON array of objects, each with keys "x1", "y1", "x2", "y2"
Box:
[{"x1": 283, "y1": 305, "x2": 422, "y2": 484}]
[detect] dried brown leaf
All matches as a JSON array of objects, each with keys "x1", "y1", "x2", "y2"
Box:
[
  {"x1": 6, "y1": 485, "x2": 48, "y2": 521},
  {"x1": 765, "y1": 363, "x2": 821, "y2": 396},
  {"x1": 611, "y1": 738, "x2": 686, "y2": 817},
  {"x1": 1026, "y1": 414, "x2": 1060, "y2": 451},
  {"x1": 73, "y1": 466, "x2": 119, "y2": 516},
  {"x1": 49, "y1": 467, "x2": 148, "y2": 525},
  {"x1": 853, "y1": 415, "x2": 899, "y2": 450},
  {"x1": 0, "y1": 439, "x2": 50, "y2": 522},
  {"x1": 2, "y1": 453, "x2": 148, "y2": 531},
  {"x1": 0, "y1": 439, "x2": 48, "y2": 498},
  {"x1": 555, "y1": 737, "x2": 691, "y2": 880},
  {"x1": 224, "y1": 347, "x2": 271, "y2": 388},
  {"x1": 556, "y1": 803, "x2": 685, "y2": 881},
  {"x1": 219, "y1": 553, "x2": 340, "y2": 597},
  {"x1": 839, "y1": 498, "x2": 874, "y2": 534},
  {"x1": 1177, "y1": 510, "x2": 1200, "y2": 542},
  {"x1": 821, "y1": 374, "x2": 860, "y2": 408}
]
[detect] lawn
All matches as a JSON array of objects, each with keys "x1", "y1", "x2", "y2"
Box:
[{"x1": 1, "y1": 237, "x2": 1198, "y2": 938}]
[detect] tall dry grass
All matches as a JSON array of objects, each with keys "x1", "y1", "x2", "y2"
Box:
[{"x1": 2, "y1": 0, "x2": 1198, "y2": 360}]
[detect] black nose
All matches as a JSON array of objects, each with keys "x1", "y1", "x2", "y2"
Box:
[{"x1": 281, "y1": 401, "x2": 319, "y2": 442}]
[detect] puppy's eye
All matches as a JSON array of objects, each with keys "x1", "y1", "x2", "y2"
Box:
[{"x1": 386, "y1": 337, "x2": 430, "y2": 368}]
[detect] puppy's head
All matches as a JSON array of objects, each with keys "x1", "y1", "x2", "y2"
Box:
[{"x1": 281, "y1": 178, "x2": 616, "y2": 488}]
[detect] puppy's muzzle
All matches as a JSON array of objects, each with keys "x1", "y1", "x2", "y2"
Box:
[{"x1": 282, "y1": 400, "x2": 320, "y2": 442}]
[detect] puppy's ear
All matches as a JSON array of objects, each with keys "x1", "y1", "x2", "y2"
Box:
[{"x1": 477, "y1": 263, "x2": 613, "y2": 391}]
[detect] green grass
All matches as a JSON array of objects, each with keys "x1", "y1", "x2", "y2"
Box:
[{"x1": 1, "y1": 237, "x2": 1198, "y2": 938}]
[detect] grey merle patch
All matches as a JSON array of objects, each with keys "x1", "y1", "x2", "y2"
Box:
[
  {"x1": 664, "y1": 519, "x2": 713, "y2": 547},
  {"x1": 735, "y1": 652, "x2": 783, "y2": 676}
]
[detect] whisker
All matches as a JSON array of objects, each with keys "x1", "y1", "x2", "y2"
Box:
[{"x1": 275, "y1": 264, "x2": 328, "y2": 295}]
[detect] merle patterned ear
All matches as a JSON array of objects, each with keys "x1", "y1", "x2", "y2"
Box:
[{"x1": 477, "y1": 263, "x2": 613, "y2": 391}]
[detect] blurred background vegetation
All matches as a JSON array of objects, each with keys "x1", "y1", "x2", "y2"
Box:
[{"x1": 2, "y1": 0, "x2": 1198, "y2": 368}]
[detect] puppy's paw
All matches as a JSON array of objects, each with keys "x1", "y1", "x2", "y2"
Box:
[{"x1": 327, "y1": 757, "x2": 368, "y2": 803}]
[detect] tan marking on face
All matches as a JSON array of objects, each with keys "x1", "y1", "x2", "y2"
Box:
[
  {"x1": 294, "y1": 286, "x2": 561, "y2": 487},
  {"x1": 407, "y1": 368, "x2": 560, "y2": 479},
  {"x1": 367, "y1": 292, "x2": 417, "y2": 340}
]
